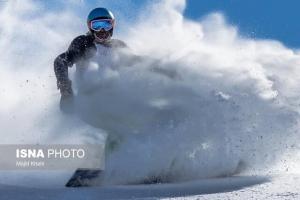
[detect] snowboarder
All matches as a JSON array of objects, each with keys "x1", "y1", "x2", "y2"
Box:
[
  {"x1": 54, "y1": 7, "x2": 126, "y2": 187},
  {"x1": 54, "y1": 7, "x2": 127, "y2": 112}
]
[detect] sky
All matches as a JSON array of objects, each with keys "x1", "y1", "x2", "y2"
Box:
[
  {"x1": 0, "y1": 0, "x2": 298, "y2": 49},
  {"x1": 185, "y1": 0, "x2": 300, "y2": 48}
]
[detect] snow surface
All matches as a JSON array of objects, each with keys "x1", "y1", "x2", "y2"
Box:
[
  {"x1": 1, "y1": 0, "x2": 300, "y2": 199},
  {"x1": 0, "y1": 175, "x2": 300, "y2": 200},
  {"x1": 0, "y1": 176, "x2": 269, "y2": 199}
]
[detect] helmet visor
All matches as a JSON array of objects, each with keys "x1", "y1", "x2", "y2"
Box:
[{"x1": 90, "y1": 19, "x2": 114, "y2": 31}]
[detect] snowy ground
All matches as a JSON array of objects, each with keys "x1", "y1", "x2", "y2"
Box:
[
  {"x1": 179, "y1": 175, "x2": 300, "y2": 200},
  {"x1": 0, "y1": 175, "x2": 299, "y2": 200}
]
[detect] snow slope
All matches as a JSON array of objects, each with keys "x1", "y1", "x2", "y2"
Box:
[
  {"x1": 0, "y1": 176, "x2": 268, "y2": 200},
  {"x1": 180, "y1": 175, "x2": 300, "y2": 200},
  {"x1": 0, "y1": 175, "x2": 299, "y2": 200}
]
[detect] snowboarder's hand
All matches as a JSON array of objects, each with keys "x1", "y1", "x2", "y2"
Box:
[{"x1": 57, "y1": 79, "x2": 73, "y2": 98}]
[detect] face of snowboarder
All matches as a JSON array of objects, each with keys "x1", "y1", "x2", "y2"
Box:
[{"x1": 90, "y1": 19, "x2": 114, "y2": 43}]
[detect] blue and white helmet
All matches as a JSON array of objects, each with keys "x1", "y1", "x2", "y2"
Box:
[{"x1": 88, "y1": 8, "x2": 114, "y2": 21}]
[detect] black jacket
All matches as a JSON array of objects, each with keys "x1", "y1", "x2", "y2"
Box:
[{"x1": 54, "y1": 33, "x2": 127, "y2": 84}]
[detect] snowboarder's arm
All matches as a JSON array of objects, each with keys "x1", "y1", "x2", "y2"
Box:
[
  {"x1": 54, "y1": 36, "x2": 87, "y2": 82},
  {"x1": 54, "y1": 52, "x2": 72, "y2": 89},
  {"x1": 54, "y1": 36, "x2": 92, "y2": 96}
]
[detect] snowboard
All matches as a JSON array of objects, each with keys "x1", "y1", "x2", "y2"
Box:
[{"x1": 65, "y1": 169, "x2": 102, "y2": 187}]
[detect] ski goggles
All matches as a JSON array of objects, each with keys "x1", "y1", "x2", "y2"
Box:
[{"x1": 90, "y1": 19, "x2": 114, "y2": 31}]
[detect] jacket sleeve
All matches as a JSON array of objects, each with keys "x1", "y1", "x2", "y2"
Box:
[{"x1": 54, "y1": 36, "x2": 87, "y2": 83}]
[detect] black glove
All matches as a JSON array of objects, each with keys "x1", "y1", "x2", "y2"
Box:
[{"x1": 57, "y1": 79, "x2": 73, "y2": 98}]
